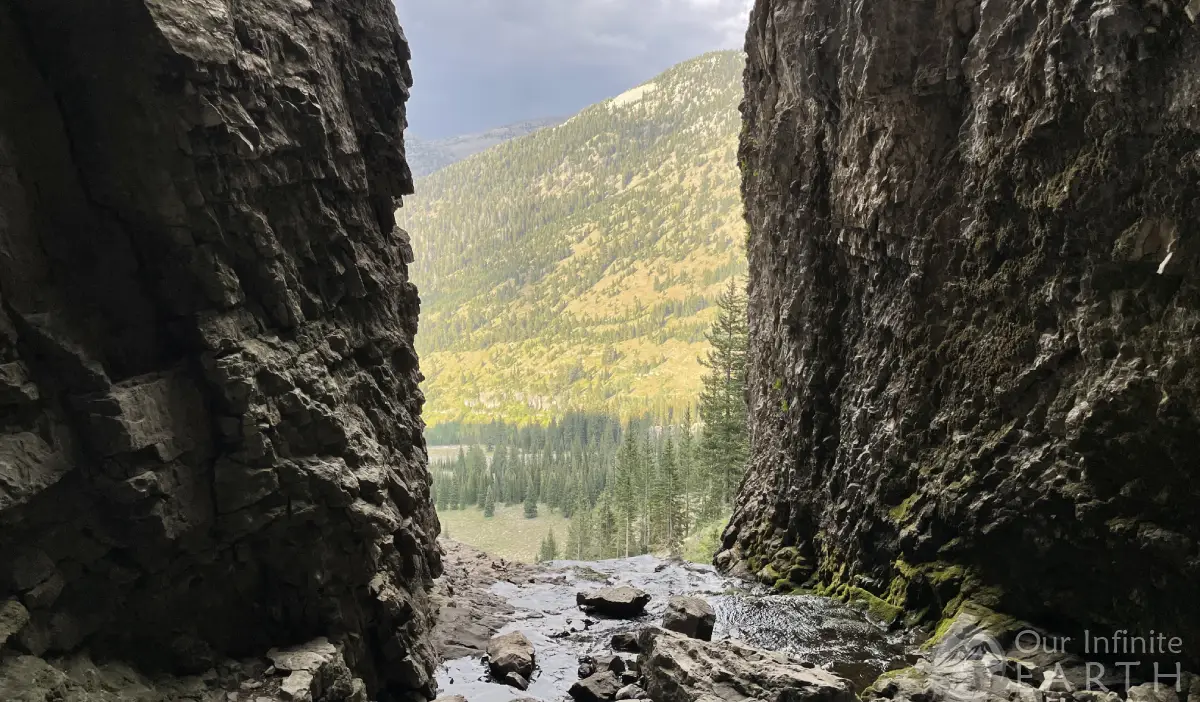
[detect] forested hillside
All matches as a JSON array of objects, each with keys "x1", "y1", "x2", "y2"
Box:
[{"x1": 396, "y1": 51, "x2": 747, "y2": 428}]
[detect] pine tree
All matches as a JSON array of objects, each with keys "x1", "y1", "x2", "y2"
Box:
[
  {"x1": 679, "y1": 407, "x2": 695, "y2": 537},
  {"x1": 537, "y1": 529, "x2": 559, "y2": 563},
  {"x1": 614, "y1": 422, "x2": 641, "y2": 556},
  {"x1": 597, "y1": 492, "x2": 618, "y2": 559},
  {"x1": 659, "y1": 433, "x2": 685, "y2": 554},
  {"x1": 524, "y1": 475, "x2": 539, "y2": 519},
  {"x1": 571, "y1": 491, "x2": 593, "y2": 559},
  {"x1": 697, "y1": 277, "x2": 750, "y2": 512},
  {"x1": 483, "y1": 485, "x2": 496, "y2": 518}
]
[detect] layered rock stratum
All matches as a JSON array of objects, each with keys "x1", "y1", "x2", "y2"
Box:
[
  {"x1": 0, "y1": 0, "x2": 439, "y2": 699},
  {"x1": 726, "y1": 0, "x2": 1200, "y2": 662}
]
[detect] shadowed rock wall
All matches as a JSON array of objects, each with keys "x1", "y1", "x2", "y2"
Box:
[
  {"x1": 726, "y1": 0, "x2": 1200, "y2": 658},
  {"x1": 0, "y1": 0, "x2": 439, "y2": 698}
]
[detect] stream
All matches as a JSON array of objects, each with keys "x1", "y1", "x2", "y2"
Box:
[{"x1": 435, "y1": 553, "x2": 915, "y2": 702}]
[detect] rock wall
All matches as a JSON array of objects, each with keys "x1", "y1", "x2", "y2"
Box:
[
  {"x1": 726, "y1": 0, "x2": 1200, "y2": 660},
  {"x1": 0, "y1": 0, "x2": 440, "y2": 699}
]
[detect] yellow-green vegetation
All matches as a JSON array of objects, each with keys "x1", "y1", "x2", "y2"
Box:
[
  {"x1": 888, "y1": 493, "x2": 921, "y2": 521},
  {"x1": 438, "y1": 503, "x2": 571, "y2": 563},
  {"x1": 682, "y1": 515, "x2": 729, "y2": 564},
  {"x1": 811, "y1": 582, "x2": 906, "y2": 627},
  {"x1": 397, "y1": 51, "x2": 747, "y2": 427}
]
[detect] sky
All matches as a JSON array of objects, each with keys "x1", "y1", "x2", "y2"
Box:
[{"x1": 393, "y1": 0, "x2": 753, "y2": 139}]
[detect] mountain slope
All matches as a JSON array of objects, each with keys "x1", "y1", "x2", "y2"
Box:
[
  {"x1": 405, "y1": 117, "x2": 566, "y2": 177},
  {"x1": 397, "y1": 51, "x2": 746, "y2": 427}
]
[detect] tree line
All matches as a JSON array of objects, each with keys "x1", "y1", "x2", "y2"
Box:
[{"x1": 430, "y1": 278, "x2": 750, "y2": 561}]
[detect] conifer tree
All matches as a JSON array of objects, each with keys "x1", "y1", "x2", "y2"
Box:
[
  {"x1": 538, "y1": 529, "x2": 559, "y2": 562},
  {"x1": 597, "y1": 492, "x2": 618, "y2": 559},
  {"x1": 659, "y1": 434, "x2": 684, "y2": 553},
  {"x1": 524, "y1": 476, "x2": 539, "y2": 519},
  {"x1": 483, "y1": 485, "x2": 496, "y2": 518},
  {"x1": 697, "y1": 278, "x2": 750, "y2": 512},
  {"x1": 678, "y1": 407, "x2": 695, "y2": 537},
  {"x1": 614, "y1": 423, "x2": 641, "y2": 556}
]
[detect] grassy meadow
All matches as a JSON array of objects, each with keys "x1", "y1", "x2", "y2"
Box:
[{"x1": 437, "y1": 503, "x2": 571, "y2": 563}]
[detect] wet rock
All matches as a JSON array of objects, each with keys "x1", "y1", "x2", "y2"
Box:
[
  {"x1": 616, "y1": 683, "x2": 647, "y2": 700},
  {"x1": 579, "y1": 654, "x2": 626, "y2": 677},
  {"x1": 570, "y1": 670, "x2": 623, "y2": 702},
  {"x1": 611, "y1": 632, "x2": 640, "y2": 652},
  {"x1": 504, "y1": 671, "x2": 531, "y2": 691},
  {"x1": 727, "y1": 0, "x2": 1200, "y2": 658},
  {"x1": 577, "y1": 586, "x2": 651, "y2": 618},
  {"x1": 662, "y1": 596, "x2": 715, "y2": 641},
  {"x1": 638, "y1": 627, "x2": 856, "y2": 702},
  {"x1": 487, "y1": 631, "x2": 536, "y2": 683}
]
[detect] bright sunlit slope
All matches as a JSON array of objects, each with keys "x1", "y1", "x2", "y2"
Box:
[{"x1": 396, "y1": 51, "x2": 747, "y2": 427}]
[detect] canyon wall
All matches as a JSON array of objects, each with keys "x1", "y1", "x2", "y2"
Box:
[
  {"x1": 0, "y1": 0, "x2": 439, "y2": 699},
  {"x1": 726, "y1": 0, "x2": 1200, "y2": 656}
]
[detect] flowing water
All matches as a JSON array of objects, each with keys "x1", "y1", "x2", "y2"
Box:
[{"x1": 436, "y1": 554, "x2": 915, "y2": 702}]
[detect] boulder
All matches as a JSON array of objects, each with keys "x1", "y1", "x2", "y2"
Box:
[
  {"x1": 0, "y1": 600, "x2": 30, "y2": 648},
  {"x1": 570, "y1": 670, "x2": 623, "y2": 702},
  {"x1": 1129, "y1": 684, "x2": 1182, "y2": 702},
  {"x1": 578, "y1": 653, "x2": 625, "y2": 679},
  {"x1": 638, "y1": 627, "x2": 855, "y2": 702},
  {"x1": 611, "y1": 631, "x2": 640, "y2": 652},
  {"x1": 505, "y1": 672, "x2": 531, "y2": 691},
  {"x1": 265, "y1": 638, "x2": 367, "y2": 702},
  {"x1": 661, "y1": 596, "x2": 715, "y2": 641},
  {"x1": 487, "y1": 631, "x2": 536, "y2": 683},
  {"x1": 576, "y1": 586, "x2": 651, "y2": 618},
  {"x1": 616, "y1": 684, "x2": 647, "y2": 700}
]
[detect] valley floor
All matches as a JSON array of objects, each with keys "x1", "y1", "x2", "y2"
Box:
[{"x1": 437, "y1": 504, "x2": 571, "y2": 563}]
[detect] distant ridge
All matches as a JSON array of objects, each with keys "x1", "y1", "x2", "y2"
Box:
[{"x1": 405, "y1": 116, "x2": 567, "y2": 177}]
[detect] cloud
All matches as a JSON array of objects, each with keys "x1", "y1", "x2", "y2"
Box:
[{"x1": 394, "y1": 0, "x2": 751, "y2": 138}]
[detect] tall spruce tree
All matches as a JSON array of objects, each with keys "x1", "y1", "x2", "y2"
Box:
[
  {"x1": 523, "y1": 475, "x2": 539, "y2": 519},
  {"x1": 697, "y1": 278, "x2": 750, "y2": 512},
  {"x1": 538, "y1": 529, "x2": 559, "y2": 563},
  {"x1": 614, "y1": 422, "x2": 641, "y2": 556},
  {"x1": 659, "y1": 434, "x2": 684, "y2": 554},
  {"x1": 483, "y1": 485, "x2": 496, "y2": 518},
  {"x1": 678, "y1": 407, "x2": 695, "y2": 537}
]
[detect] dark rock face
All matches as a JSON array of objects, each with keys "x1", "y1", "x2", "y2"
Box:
[
  {"x1": 0, "y1": 0, "x2": 438, "y2": 699},
  {"x1": 728, "y1": 0, "x2": 1200, "y2": 659}
]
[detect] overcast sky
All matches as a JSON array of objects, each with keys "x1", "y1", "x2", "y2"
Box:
[{"x1": 393, "y1": 0, "x2": 752, "y2": 139}]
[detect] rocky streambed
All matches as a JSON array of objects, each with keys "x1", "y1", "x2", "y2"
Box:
[
  {"x1": 431, "y1": 540, "x2": 913, "y2": 702},
  {"x1": 432, "y1": 541, "x2": 1200, "y2": 702}
]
